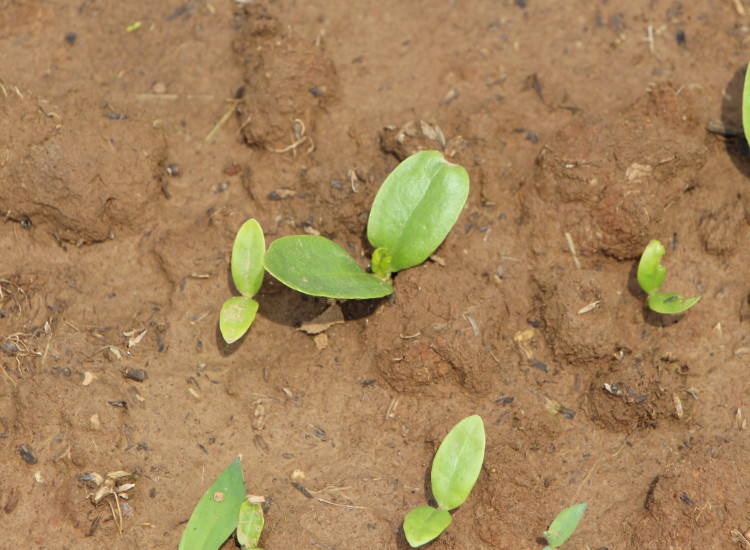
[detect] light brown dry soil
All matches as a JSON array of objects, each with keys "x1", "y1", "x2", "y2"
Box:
[{"x1": 2, "y1": 1, "x2": 750, "y2": 548}]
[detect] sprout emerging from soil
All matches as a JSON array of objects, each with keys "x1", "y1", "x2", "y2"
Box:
[
  {"x1": 220, "y1": 151, "x2": 470, "y2": 344},
  {"x1": 402, "y1": 415, "x2": 485, "y2": 547},
  {"x1": 637, "y1": 239, "x2": 701, "y2": 314},
  {"x1": 220, "y1": 219, "x2": 265, "y2": 344},
  {"x1": 264, "y1": 150, "x2": 470, "y2": 297}
]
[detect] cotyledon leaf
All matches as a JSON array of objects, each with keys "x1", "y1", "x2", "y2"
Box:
[
  {"x1": 743, "y1": 60, "x2": 750, "y2": 146},
  {"x1": 431, "y1": 415, "x2": 485, "y2": 511},
  {"x1": 403, "y1": 506, "x2": 452, "y2": 548},
  {"x1": 231, "y1": 219, "x2": 265, "y2": 297},
  {"x1": 647, "y1": 292, "x2": 701, "y2": 315},
  {"x1": 236, "y1": 500, "x2": 264, "y2": 549},
  {"x1": 264, "y1": 235, "x2": 393, "y2": 299},
  {"x1": 637, "y1": 239, "x2": 666, "y2": 296},
  {"x1": 219, "y1": 296, "x2": 259, "y2": 344},
  {"x1": 544, "y1": 502, "x2": 587, "y2": 548},
  {"x1": 367, "y1": 150, "x2": 469, "y2": 274}
]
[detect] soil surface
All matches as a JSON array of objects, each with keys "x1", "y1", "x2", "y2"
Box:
[{"x1": 3, "y1": 1, "x2": 750, "y2": 549}]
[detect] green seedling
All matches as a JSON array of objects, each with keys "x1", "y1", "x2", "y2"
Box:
[
  {"x1": 403, "y1": 415, "x2": 485, "y2": 547},
  {"x1": 263, "y1": 150, "x2": 470, "y2": 299},
  {"x1": 543, "y1": 503, "x2": 587, "y2": 549},
  {"x1": 179, "y1": 458, "x2": 247, "y2": 550},
  {"x1": 637, "y1": 239, "x2": 701, "y2": 314},
  {"x1": 220, "y1": 219, "x2": 265, "y2": 343}
]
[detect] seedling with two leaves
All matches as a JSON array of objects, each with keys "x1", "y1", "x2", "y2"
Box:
[
  {"x1": 637, "y1": 239, "x2": 701, "y2": 314},
  {"x1": 220, "y1": 150, "x2": 470, "y2": 343},
  {"x1": 403, "y1": 415, "x2": 485, "y2": 547},
  {"x1": 220, "y1": 219, "x2": 265, "y2": 344},
  {"x1": 179, "y1": 457, "x2": 265, "y2": 550}
]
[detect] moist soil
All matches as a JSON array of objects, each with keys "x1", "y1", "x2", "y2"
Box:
[{"x1": 2, "y1": 1, "x2": 750, "y2": 549}]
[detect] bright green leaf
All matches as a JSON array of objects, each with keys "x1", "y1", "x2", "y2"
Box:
[
  {"x1": 431, "y1": 415, "x2": 485, "y2": 511},
  {"x1": 237, "y1": 500, "x2": 264, "y2": 549},
  {"x1": 367, "y1": 150, "x2": 470, "y2": 273},
  {"x1": 403, "y1": 506, "x2": 452, "y2": 548},
  {"x1": 232, "y1": 219, "x2": 266, "y2": 297},
  {"x1": 220, "y1": 296, "x2": 259, "y2": 344},
  {"x1": 637, "y1": 239, "x2": 666, "y2": 295},
  {"x1": 179, "y1": 457, "x2": 246, "y2": 550},
  {"x1": 264, "y1": 235, "x2": 393, "y2": 299},
  {"x1": 743, "y1": 61, "x2": 750, "y2": 146},
  {"x1": 544, "y1": 502, "x2": 587, "y2": 548},
  {"x1": 647, "y1": 292, "x2": 701, "y2": 315}
]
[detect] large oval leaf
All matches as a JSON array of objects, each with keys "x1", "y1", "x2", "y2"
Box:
[
  {"x1": 232, "y1": 219, "x2": 265, "y2": 297},
  {"x1": 264, "y1": 235, "x2": 393, "y2": 299},
  {"x1": 647, "y1": 292, "x2": 701, "y2": 315},
  {"x1": 637, "y1": 239, "x2": 666, "y2": 296},
  {"x1": 403, "y1": 506, "x2": 452, "y2": 548},
  {"x1": 179, "y1": 457, "x2": 246, "y2": 550},
  {"x1": 431, "y1": 415, "x2": 485, "y2": 511},
  {"x1": 367, "y1": 150, "x2": 469, "y2": 274},
  {"x1": 544, "y1": 502, "x2": 587, "y2": 548},
  {"x1": 220, "y1": 296, "x2": 259, "y2": 344}
]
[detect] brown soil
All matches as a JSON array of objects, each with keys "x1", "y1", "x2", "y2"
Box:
[{"x1": 2, "y1": 1, "x2": 750, "y2": 549}]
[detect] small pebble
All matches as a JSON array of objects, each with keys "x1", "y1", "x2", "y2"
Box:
[
  {"x1": 18, "y1": 445, "x2": 37, "y2": 465},
  {"x1": 124, "y1": 369, "x2": 147, "y2": 382},
  {"x1": 152, "y1": 82, "x2": 167, "y2": 94},
  {"x1": 166, "y1": 164, "x2": 181, "y2": 177},
  {"x1": 224, "y1": 163, "x2": 242, "y2": 176}
]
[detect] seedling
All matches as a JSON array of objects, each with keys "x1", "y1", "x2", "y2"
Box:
[
  {"x1": 637, "y1": 239, "x2": 701, "y2": 314},
  {"x1": 403, "y1": 415, "x2": 485, "y2": 547},
  {"x1": 220, "y1": 219, "x2": 265, "y2": 343},
  {"x1": 179, "y1": 457, "x2": 266, "y2": 550},
  {"x1": 263, "y1": 150, "x2": 470, "y2": 299},
  {"x1": 543, "y1": 503, "x2": 587, "y2": 549}
]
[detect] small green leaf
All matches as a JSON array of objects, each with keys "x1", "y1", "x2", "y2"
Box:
[
  {"x1": 179, "y1": 457, "x2": 246, "y2": 550},
  {"x1": 743, "y1": 61, "x2": 750, "y2": 146},
  {"x1": 403, "y1": 506, "x2": 452, "y2": 547},
  {"x1": 264, "y1": 235, "x2": 393, "y2": 299},
  {"x1": 647, "y1": 292, "x2": 701, "y2": 315},
  {"x1": 544, "y1": 502, "x2": 587, "y2": 548},
  {"x1": 371, "y1": 247, "x2": 392, "y2": 278},
  {"x1": 220, "y1": 296, "x2": 259, "y2": 344},
  {"x1": 237, "y1": 500, "x2": 264, "y2": 549},
  {"x1": 232, "y1": 219, "x2": 266, "y2": 297},
  {"x1": 431, "y1": 415, "x2": 485, "y2": 511},
  {"x1": 637, "y1": 239, "x2": 666, "y2": 295},
  {"x1": 367, "y1": 150, "x2": 470, "y2": 273}
]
